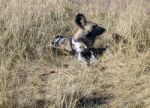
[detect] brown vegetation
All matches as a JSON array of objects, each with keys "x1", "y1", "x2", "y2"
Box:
[{"x1": 0, "y1": 0, "x2": 150, "y2": 108}]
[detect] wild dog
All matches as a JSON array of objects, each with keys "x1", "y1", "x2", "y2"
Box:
[{"x1": 51, "y1": 13, "x2": 106, "y2": 63}]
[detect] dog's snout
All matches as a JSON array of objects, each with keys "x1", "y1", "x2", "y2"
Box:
[{"x1": 97, "y1": 26, "x2": 106, "y2": 35}]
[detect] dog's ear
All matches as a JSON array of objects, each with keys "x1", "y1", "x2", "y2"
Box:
[{"x1": 75, "y1": 13, "x2": 87, "y2": 28}]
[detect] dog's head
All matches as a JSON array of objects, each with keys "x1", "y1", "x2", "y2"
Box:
[{"x1": 73, "y1": 13, "x2": 106, "y2": 47}]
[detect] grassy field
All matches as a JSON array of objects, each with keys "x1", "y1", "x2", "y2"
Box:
[{"x1": 0, "y1": 0, "x2": 150, "y2": 108}]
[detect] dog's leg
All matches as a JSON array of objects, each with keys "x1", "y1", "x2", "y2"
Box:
[
  {"x1": 89, "y1": 49, "x2": 98, "y2": 64},
  {"x1": 76, "y1": 52, "x2": 82, "y2": 61},
  {"x1": 90, "y1": 50, "x2": 96, "y2": 59}
]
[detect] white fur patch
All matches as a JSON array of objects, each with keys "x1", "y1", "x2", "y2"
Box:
[
  {"x1": 71, "y1": 38, "x2": 87, "y2": 60},
  {"x1": 71, "y1": 38, "x2": 86, "y2": 52}
]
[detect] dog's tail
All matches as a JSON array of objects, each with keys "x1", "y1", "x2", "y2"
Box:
[
  {"x1": 51, "y1": 35, "x2": 75, "y2": 55},
  {"x1": 51, "y1": 35, "x2": 66, "y2": 46}
]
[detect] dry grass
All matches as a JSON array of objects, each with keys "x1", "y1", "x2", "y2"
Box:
[{"x1": 0, "y1": 0, "x2": 150, "y2": 108}]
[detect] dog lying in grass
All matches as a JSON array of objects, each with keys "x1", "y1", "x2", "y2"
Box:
[{"x1": 51, "y1": 13, "x2": 106, "y2": 65}]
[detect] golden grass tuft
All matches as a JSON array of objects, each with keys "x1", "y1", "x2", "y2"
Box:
[{"x1": 0, "y1": 0, "x2": 150, "y2": 108}]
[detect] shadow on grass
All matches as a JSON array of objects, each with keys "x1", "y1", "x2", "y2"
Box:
[{"x1": 76, "y1": 93, "x2": 113, "y2": 108}]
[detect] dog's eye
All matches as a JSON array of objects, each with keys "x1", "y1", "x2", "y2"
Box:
[{"x1": 92, "y1": 25, "x2": 97, "y2": 29}]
